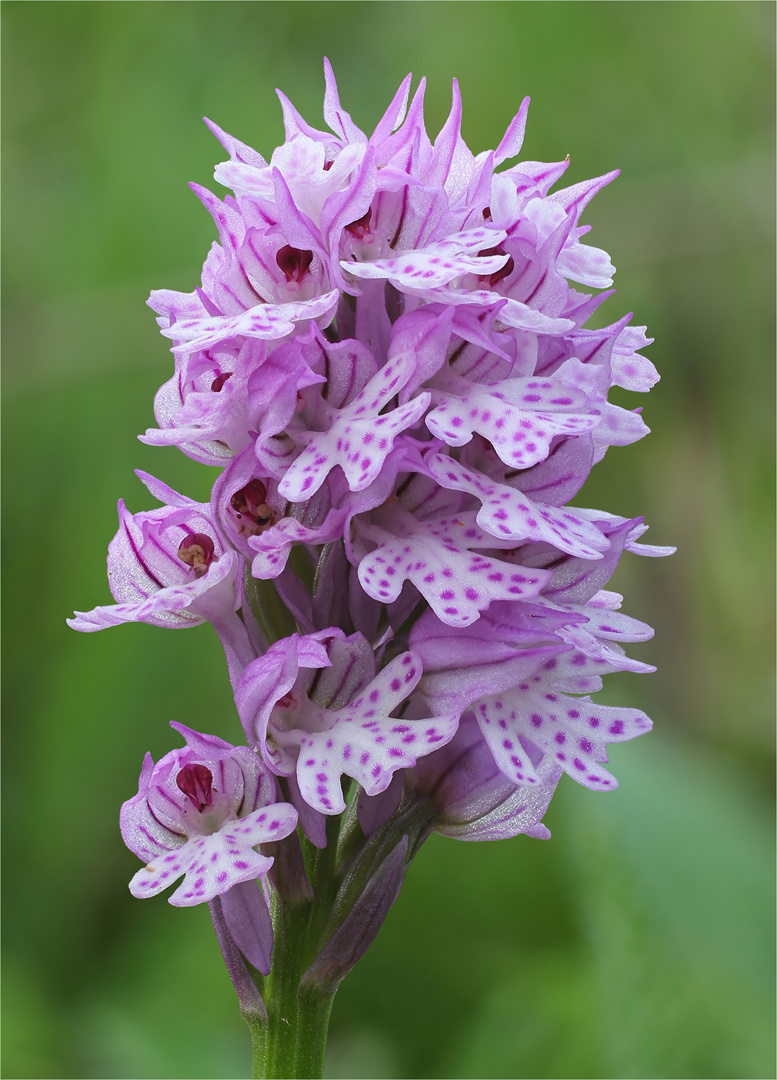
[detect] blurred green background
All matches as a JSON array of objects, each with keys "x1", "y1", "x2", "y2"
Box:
[{"x1": 3, "y1": 2, "x2": 774, "y2": 1078}]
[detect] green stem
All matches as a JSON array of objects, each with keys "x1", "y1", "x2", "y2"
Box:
[
  {"x1": 256, "y1": 897, "x2": 339, "y2": 1079},
  {"x1": 256, "y1": 818, "x2": 342, "y2": 1079},
  {"x1": 262, "y1": 899, "x2": 308, "y2": 1078},
  {"x1": 247, "y1": 1012, "x2": 268, "y2": 1080},
  {"x1": 294, "y1": 984, "x2": 336, "y2": 1078}
]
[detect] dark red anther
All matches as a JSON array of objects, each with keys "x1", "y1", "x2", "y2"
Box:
[
  {"x1": 479, "y1": 245, "x2": 515, "y2": 287},
  {"x1": 345, "y1": 208, "x2": 373, "y2": 240},
  {"x1": 230, "y1": 479, "x2": 276, "y2": 534},
  {"x1": 211, "y1": 371, "x2": 232, "y2": 392},
  {"x1": 482, "y1": 206, "x2": 492, "y2": 221},
  {"x1": 176, "y1": 763, "x2": 214, "y2": 811},
  {"x1": 276, "y1": 245, "x2": 314, "y2": 284},
  {"x1": 177, "y1": 533, "x2": 216, "y2": 578},
  {"x1": 230, "y1": 479, "x2": 267, "y2": 517}
]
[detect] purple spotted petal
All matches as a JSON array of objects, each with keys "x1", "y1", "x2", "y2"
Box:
[
  {"x1": 418, "y1": 287, "x2": 575, "y2": 335},
  {"x1": 426, "y1": 372, "x2": 598, "y2": 469},
  {"x1": 129, "y1": 802, "x2": 298, "y2": 906},
  {"x1": 160, "y1": 291, "x2": 339, "y2": 354},
  {"x1": 357, "y1": 504, "x2": 552, "y2": 627},
  {"x1": 277, "y1": 651, "x2": 459, "y2": 813},
  {"x1": 557, "y1": 239, "x2": 615, "y2": 289},
  {"x1": 278, "y1": 353, "x2": 430, "y2": 499},
  {"x1": 503, "y1": 596, "x2": 657, "y2": 678},
  {"x1": 474, "y1": 682, "x2": 652, "y2": 792},
  {"x1": 426, "y1": 452, "x2": 609, "y2": 559},
  {"x1": 248, "y1": 508, "x2": 349, "y2": 579},
  {"x1": 592, "y1": 402, "x2": 650, "y2": 449},
  {"x1": 611, "y1": 324, "x2": 659, "y2": 392},
  {"x1": 344, "y1": 225, "x2": 508, "y2": 291},
  {"x1": 554, "y1": 620, "x2": 656, "y2": 675}
]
